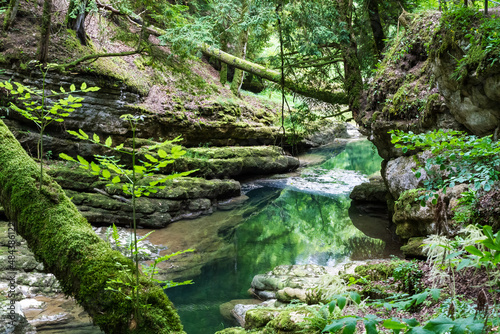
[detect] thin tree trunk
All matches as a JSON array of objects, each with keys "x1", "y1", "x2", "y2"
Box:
[
  {"x1": 230, "y1": 28, "x2": 249, "y2": 96},
  {"x1": 38, "y1": 0, "x2": 52, "y2": 64},
  {"x1": 230, "y1": 0, "x2": 250, "y2": 96},
  {"x1": 367, "y1": 0, "x2": 385, "y2": 57},
  {"x1": 337, "y1": 0, "x2": 363, "y2": 118},
  {"x1": 2, "y1": 0, "x2": 20, "y2": 31},
  {"x1": 0, "y1": 119, "x2": 185, "y2": 334},
  {"x1": 220, "y1": 37, "x2": 228, "y2": 85}
]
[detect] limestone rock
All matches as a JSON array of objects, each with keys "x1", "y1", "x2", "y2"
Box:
[
  {"x1": 350, "y1": 176, "x2": 388, "y2": 203},
  {"x1": 383, "y1": 152, "x2": 429, "y2": 200},
  {"x1": 250, "y1": 264, "x2": 344, "y2": 304},
  {"x1": 432, "y1": 54, "x2": 500, "y2": 136}
]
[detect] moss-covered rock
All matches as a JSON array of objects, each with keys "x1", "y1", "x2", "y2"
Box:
[{"x1": 401, "y1": 237, "x2": 426, "y2": 258}]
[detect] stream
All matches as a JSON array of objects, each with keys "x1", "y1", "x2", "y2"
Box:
[
  {"x1": 20, "y1": 138, "x2": 393, "y2": 334},
  {"x1": 159, "y1": 138, "x2": 395, "y2": 334}
]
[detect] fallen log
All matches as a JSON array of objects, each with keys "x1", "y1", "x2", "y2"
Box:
[{"x1": 0, "y1": 119, "x2": 185, "y2": 334}]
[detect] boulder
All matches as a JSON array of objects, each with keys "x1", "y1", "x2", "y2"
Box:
[
  {"x1": 250, "y1": 264, "x2": 345, "y2": 304},
  {"x1": 350, "y1": 176, "x2": 389, "y2": 203}
]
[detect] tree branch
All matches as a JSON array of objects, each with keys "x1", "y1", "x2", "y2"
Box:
[{"x1": 54, "y1": 49, "x2": 144, "y2": 70}]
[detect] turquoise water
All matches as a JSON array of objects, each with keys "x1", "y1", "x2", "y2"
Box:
[{"x1": 167, "y1": 139, "x2": 392, "y2": 334}]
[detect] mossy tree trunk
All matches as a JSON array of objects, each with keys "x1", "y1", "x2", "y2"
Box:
[
  {"x1": 367, "y1": 0, "x2": 385, "y2": 57},
  {"x1": 2, "y1": 0, "x2": 20, "y2": 31},
  {"x1": 0, "y1": 119, "x2": 185, "y2": 334},
  {"x1": 336, "y1": 0, "x2": 363, "y2": 117},
  {"x1": 200, "y1": 43, "x2": 348, "y2": 105},
  {"x1": 220, "y1": 36, "x2": 228, "y2": 85},
  {"x1": 230, "y1": 0, "x2": 250, "y2": 96},
  {"x1": 38, "y1": 0, "x2": 52, "y2": 64},
  {"x1": 230, "y1": 29, "x2": 249, "y2": 96}
]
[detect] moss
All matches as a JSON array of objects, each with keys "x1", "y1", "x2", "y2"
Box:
[
  {"x1": 353, "y1": 262, "x2": 401, "y2": 280},
  {"x1": 0, "y1": 120, "x2": 185, "y2": 334},
  {"x1": 401, "y1": 237, "x2": 426, "y2": 258}
]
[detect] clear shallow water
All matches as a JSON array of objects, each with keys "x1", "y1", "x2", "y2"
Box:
[{"x1": 166, "y1": 139, "x2": 392, "y2": 334}]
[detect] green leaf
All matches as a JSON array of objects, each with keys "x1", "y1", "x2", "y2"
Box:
[
  {"x1": 383, "y1": 319, "x2": 407, "y2": 330},
  {"x1": 105, "y1": 136, "x2": 112, "y2": 147},
  {"x1": 90, "y1": 161, "x2": 100, "y2": 173},
  {"x1": 59, "y1": 153, "x2": 77, "y2": 162},
  {"x1": 134, "y1": 165, "x2": 146, "y2": 174},
  {"x1": 464, "y1": 245, "x2": 483, "y2": 257},
  {"x1": 115, "y1": 143, "x2": 124, "y2": 150},
  {"x1": 342, "y1": 318, "x2": 357, "y2": 334},
  {"x1": 145, "y1": 154, "x2": 158, "y2": 163},
  {"x1": 349, "y1": 291, "x2": 361, "y2": 305},
  {"x1": 77, "y1": 155, "x2": 89, "y2": 166},
  {"x1": 78, "y1": 129, "x2": 89, "y2": 139},
  {"x1": 337, "y1": 296, "x2": 347, "y2": 310},
  {"x1": 423, "y1": 315, "x2": 454, "y2": 333},
  {"x1": 81, "y1": 82, "x2": 87, "y2": 90},
  {"x1": 407, "y1": 327, "x2": 434, "y2": 334},
  {"x1": 93, "y1": 133, "x2": 100, "y2": 143},
  {"x1": 70, "y1": 84, "x2": 76, "y2": 92},
  {"x1": 430, "y1": 288, "x2": 441, "y2": 301},
  {"x1": 102, "y1": 169, "x2": 111, "y2": 179},
  {"x1": 158, "y1": 149, "x2": 167, "y2": 158},
  {"x1": 60, "y1": 86, "x2": 66, "y2": 93},
  {"x1": 363, "y1": 316, "x2": 380, "y2": 334},
  {"x1": 111, "y1": 176, "x2": 121, "y2": 184},
  {"x1": 457, "y1": 258, "x2": 471, "y2": 271}
]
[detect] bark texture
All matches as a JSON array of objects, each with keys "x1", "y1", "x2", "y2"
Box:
[
  {"x1": 38, "y1": 0, "x2": 52, "y2": 64},
  {"x1": 336, "y1": 0, "x2": 363, "y2": 117},
  {"x1": 2, "y1": 0, "x2": 20, "y2": 31},
  {"x1": 0, "y1": 120, "x2": 185, "y2": 334},
  {"x1": 367, "y1": 0, "x2": 385, "y2": 57}
]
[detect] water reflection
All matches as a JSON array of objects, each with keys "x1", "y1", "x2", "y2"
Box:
[{"x1": 166, "y1": 139, "x2": 390, "y2": 334}]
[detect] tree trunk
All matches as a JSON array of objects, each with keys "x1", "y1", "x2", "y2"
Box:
[
  {"x1": 200, "y1": 43, "x2": 348, "y2": 105},
  {"x1": 367, "y1": 0, "x2": 385, "y2": 57},
  {"x1": 230, "y1": 28, "x2": 249, "y2": 96},
  {"x1": 220, "y1": 37, "x2": 228, "y2": 85},
  {"x1": 38, "y1": 0, "x2": 52, "y2": 64},
  {"x1": 66, "y1": 0, "x2": 88, "y2": 45},
  {"x1": 336, "y1": 0, "x2": 363, "y2": 118},
  {"x1": 2, "y1": 0, "x2": 20, "y2": 31},
  {"x1": 230, "y1": 0, "x2": 250, "y2": 96},
  {"x1": 0, "y1": 119, "x2": 185, "y2": 334}
]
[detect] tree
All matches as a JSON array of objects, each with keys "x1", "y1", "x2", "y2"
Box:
[
  {"x1": 366, "y1": 0, "x2": 386, "y2": 57},
  {"x1": 230, "y1": 0, "x2": 251, "y2": 96},
  {"x1": 38, "y1": 0, "x2": 52, "y2": 64},
  {"x1": 0, "y1": 119, "x2": 186, "y2": 334},
  {"x1": 2, "y1": 0, "x2": 20, "y2": 31}
]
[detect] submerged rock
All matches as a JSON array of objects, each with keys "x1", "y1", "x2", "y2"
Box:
[{"x1": 250, "y1": 264, "x2": 345, "y2": 304}]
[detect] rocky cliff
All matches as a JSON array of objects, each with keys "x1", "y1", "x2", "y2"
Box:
[{"x1": 357, "y1": 9, "x2": 500, "y2": 241}]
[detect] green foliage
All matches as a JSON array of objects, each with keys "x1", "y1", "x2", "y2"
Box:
[
  {"x1": 434, "y1": 6, "x2": 500, "y2": 81},
  {"x1": 142, "y1": 249, "x2": 195, "y2": 289},
  {"x1": 0, "y1": 70, "x2": 99, "y2": 191},
  {"x1": 60, "y1": 115, "x2": 195, "y2": 198},
  {"x1": 60, "y1": 113, "x2": 197, "y2": 322},
  {"x1": 393, "y1": 260, "x2": 424, "y2": 294},
  {"x1": 390, "y1": 129, "x2": 500, "y2": 202}
]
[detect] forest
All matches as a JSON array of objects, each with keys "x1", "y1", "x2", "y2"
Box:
[{"x1": 0, "y1": 0, "x2": 500, "y2": 333}]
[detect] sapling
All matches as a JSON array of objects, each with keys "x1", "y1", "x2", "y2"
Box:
[
  {"x1": 60, "y1": 113, "x2": 197, "y2": 322},
  {"x1": 0, "y1": 67, "x2": 99, "y2": 190}
]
